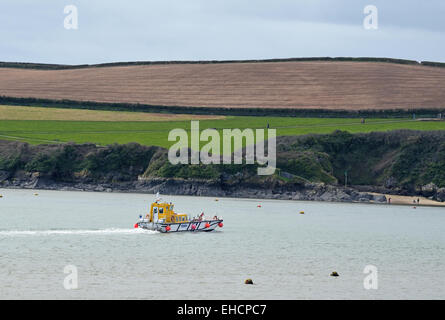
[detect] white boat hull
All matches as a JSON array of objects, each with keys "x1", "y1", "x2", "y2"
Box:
[{"x1": 136, "y1": 219, "x2": 223, "y2": 233}]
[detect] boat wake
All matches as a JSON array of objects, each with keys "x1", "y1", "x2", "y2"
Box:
[{"x1": 0, "y1": 228, "x2": 158, "y2": 236}]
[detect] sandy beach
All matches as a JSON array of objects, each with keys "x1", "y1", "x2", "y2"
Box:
[{"x1": 372, "y1": 193, "x2": 445, "y2": 207}]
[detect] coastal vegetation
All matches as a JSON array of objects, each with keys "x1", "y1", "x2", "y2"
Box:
[
  {"x1": 1, "y1": 130, "x2": 445, "y2": 201},
  {"x1": 1, "y1": 58, "x2": 445, "y2": 201}
]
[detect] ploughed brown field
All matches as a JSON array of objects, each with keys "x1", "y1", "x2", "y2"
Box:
[{"x1": 1, "y1": 61, "x2": 445, "y2": 110}]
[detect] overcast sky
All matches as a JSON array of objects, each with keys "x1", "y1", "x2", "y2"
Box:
[{"x1": 1, "y1": 0, "x2": 444, "y2": 64}]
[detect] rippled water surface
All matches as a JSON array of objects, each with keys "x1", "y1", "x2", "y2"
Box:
[{"x1": 0, "y1": 188, "x2": 444, "y2": 299}]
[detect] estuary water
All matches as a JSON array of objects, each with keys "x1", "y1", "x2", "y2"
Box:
[{"x1": 0, "y1": 188, "x2": 444, "y2": 300}]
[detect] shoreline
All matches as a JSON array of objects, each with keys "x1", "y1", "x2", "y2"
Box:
[
  {"x1": 1, "y1": 181, "x2": 445, "y2": 208},
  {"x1": 370, "y1": 193, "x2": 445, "y2": 207}
]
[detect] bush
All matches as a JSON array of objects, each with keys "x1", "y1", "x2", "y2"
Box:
[{"x1": 0, "y1": 154, "x2": 22, "y2": 171}]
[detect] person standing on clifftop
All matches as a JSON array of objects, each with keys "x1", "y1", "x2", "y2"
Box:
[{"x1": 388, "y1": 197, "x2": 391, "y2": 204}]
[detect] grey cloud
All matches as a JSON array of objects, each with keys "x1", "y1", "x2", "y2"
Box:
[{"x1": 0, "y1": 0, "x2": 444, "y2": 64}]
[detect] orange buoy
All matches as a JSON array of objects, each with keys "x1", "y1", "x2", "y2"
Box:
[
  {"x1": 191, "y1": 225, "x2": 196, "y2": 230},
  {"x1": 218, "y1": 222, "x2": 224, "y2": 228},
  {"x1": 257, "y1": 205, "x2": 262, "y2": 208},
  {"x1": 205, "y1": 223, "x2": 210, "y2": 228},
  {"x1": 166, "y1": 225, "x2": 171, "y2": 232},
  {"x1": 134, "y1": 223, "x2": 138, "y2": 229}
]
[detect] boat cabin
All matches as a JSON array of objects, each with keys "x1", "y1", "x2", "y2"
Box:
[{"x1": 148, "y1": 201, "x2": 189, "y2": 223}]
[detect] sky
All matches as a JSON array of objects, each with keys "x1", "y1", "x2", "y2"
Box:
[{"x1": 1, "y1": 0, "x2": 444, "y2": 65}]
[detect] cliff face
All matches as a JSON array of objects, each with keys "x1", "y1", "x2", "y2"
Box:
[
  {"x1": 141, "y1": 130, "x2": 445, "y2": 199},
  {"x1": 1, "y1": 130, "x2": 445, "y2": 202}
]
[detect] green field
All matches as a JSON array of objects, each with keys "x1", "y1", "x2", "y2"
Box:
[{"x1": 2, "y1": 116, "x2": 445, "y2": 148}]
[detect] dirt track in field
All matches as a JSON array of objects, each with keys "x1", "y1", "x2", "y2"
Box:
[
  {"x1": 0, "y1": 105, "x2": 224, "y2": 121},
  {"x1": 1, "y1": 61, "x2": 445, "y2": 110}
]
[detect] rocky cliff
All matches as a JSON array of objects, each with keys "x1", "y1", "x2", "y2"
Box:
[{"x1": 1, "y1": 130, "x2": 445, "y2": 203}]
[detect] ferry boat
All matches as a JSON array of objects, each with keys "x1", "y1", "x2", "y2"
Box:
[{"x1": 134, "y1": 194, "x2": 223, "y2": 233}]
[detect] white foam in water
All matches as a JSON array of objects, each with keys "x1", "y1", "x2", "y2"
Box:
[{"x1": 0, "y1": 228, "x2": 158, "y2": 236}]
